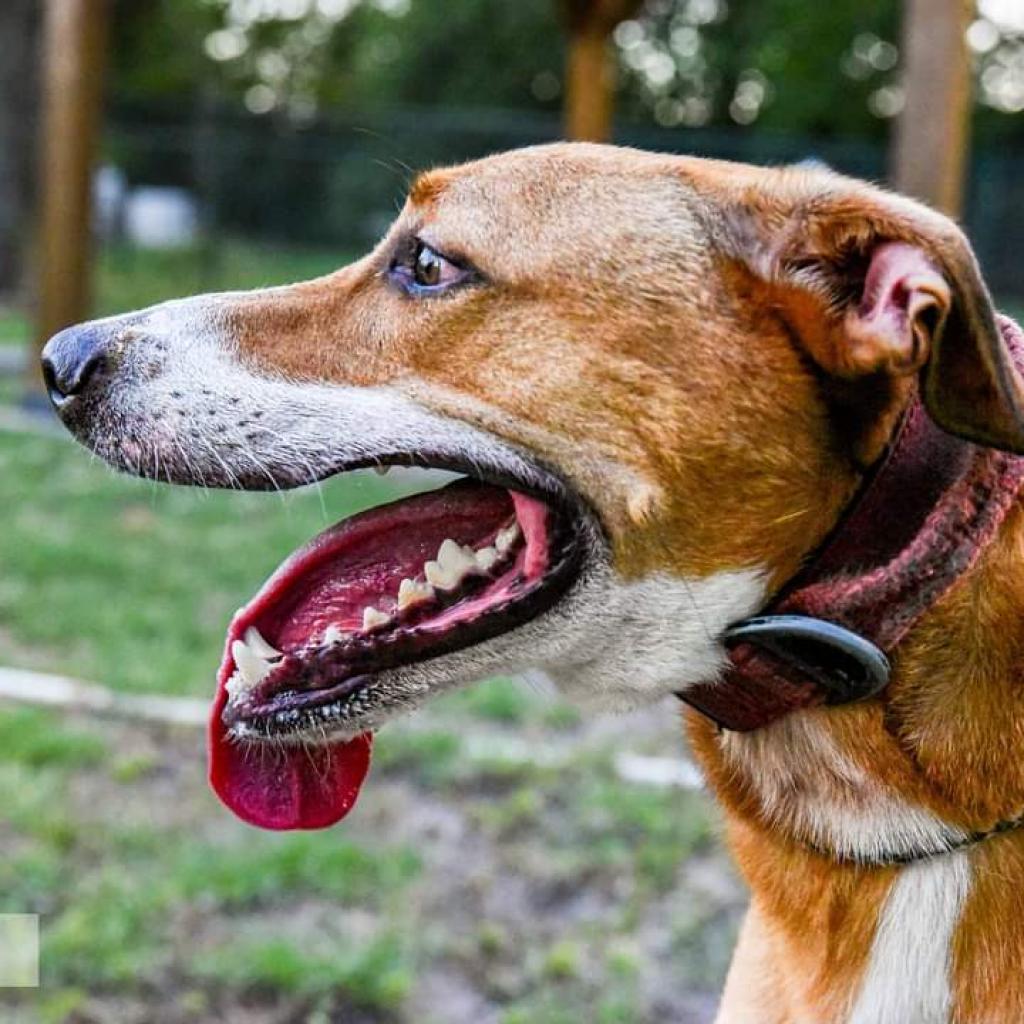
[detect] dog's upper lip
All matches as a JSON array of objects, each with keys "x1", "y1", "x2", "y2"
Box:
[{"x1": 305, "y1": 449, "x2": 576, "y2": 510}]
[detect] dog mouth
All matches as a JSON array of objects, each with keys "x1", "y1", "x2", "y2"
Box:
[{"x1": 211, "y1": 468, "x2": 588, "y2": 831}]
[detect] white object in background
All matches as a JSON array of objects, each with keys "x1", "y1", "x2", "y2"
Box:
[
  {"x1": 92, "y1": 164, "x2": 127, "y2": 239},
  {"x1": 0, "y1": 915, "x2": 39, "y2": 988},
  {"x1": 615, "y1": 752, "x2": 704, "y2": 790},
  {"x1": 124, "y1": 186, "x2": 199, "y2": 249}
]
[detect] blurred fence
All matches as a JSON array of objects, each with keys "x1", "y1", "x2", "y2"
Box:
[{"x1": 104, "y1": 101, "x2": 1024, "y2": 299}]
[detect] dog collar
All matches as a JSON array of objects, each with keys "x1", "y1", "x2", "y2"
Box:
[{"x1": 681, "y1": 314, "x2": 1024, "y2": 733}]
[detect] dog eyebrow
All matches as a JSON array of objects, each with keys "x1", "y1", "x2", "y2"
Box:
[{"x1": 408, "y1": 171, "x2": 448, "y2": 206}]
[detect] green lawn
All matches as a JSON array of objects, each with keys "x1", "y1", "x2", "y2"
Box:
[{"x1": 0, "y1": 308, "x2": 26, "y2": 346}]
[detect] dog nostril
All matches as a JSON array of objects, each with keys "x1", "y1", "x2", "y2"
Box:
[
  {"x1": 41, "y1": 358, "x2": 66, "y2": 407},
  {"x1": 41, "y1": 351, "x2": 107, "y2": 406},
  {"x1": 39, "y1": 325, "x2": 112, "y2": 409}
]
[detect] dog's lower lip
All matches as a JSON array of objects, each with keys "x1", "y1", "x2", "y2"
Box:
[{"x1": 225, "y1": 674, "x2": 374, "y2": 735}]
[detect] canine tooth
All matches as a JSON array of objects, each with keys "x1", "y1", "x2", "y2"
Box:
[
  {"x1": 373, "y1": 466, "x2": 390, "y2": 476},
  {"x1": 475, "y1": 545, "x2": 499, "y2": 572},
  {"x1": 323, "y1": 624, "x2": 347, "y2": 645},
  {"x1": 243, "y1": 626, "x2": 281, "y2": 660},
  {"x1": 398, "y1": 577, "x2": 434, "y2": 610},
  {"x1": 231, "y1": 639, "x2": 274, "y2": 688},
  {"x1": 495, "y1": 523, "x2": 521, "y2": 554},
  {"x1": 362, "y1": 606, "x2": 390, "y2": 632}
]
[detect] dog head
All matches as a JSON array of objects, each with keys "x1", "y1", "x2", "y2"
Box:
[{"x1": 42, "y1": 143, "x2": 1024, "y2": 748}]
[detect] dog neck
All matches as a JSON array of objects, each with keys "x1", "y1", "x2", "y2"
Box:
[
  {"x1": 683, "y1": 315, "x2": 1024, "y2": 741},
  {"x1": 690, "y1": 317, "x2": 1024, "y2": 1022}
]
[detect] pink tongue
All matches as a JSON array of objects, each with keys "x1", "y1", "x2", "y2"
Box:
[{"x1": 208, "y1": 657, "x2": 372, "y2": 830}]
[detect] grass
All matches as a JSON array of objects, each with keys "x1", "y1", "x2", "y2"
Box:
[
  {"x1": 172, "y1": 834, "x2": 422, "y2": 908},
  {"x1": 0, "y1": 308, "x2": 26, "y2": 346},
  {"x1": 0, "y1": 697, "x2": 731, "y2": 1021},
  {"x1": 0, "y1": 706, "x2": 423, "y2": 1011},
  {"x1": 193, "y1": 934, "x2": 413, "y2": 1007}
]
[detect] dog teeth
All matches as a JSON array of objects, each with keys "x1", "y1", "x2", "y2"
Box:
[
  {"x1": 439, "y1": 538, "x2": 478, "y2": 573},
  {"x1": 372, "y1": 466, "x2": 391, "y2": 476},
  {"x1": 231, "y1": 638, "x2": 276, "y2": 690},
  {"x1": 422, "y1": 531, "x2": 515, "y2": 591},
  {"x1": 495, "y1": 523, "x2": 521, "y2": 554},
  {"x1": 225, "y1": 670, "x2": 246, "y2": 699},
  {"x1": 423, "y1": 560, "x2": 448, "y2": 588},
  {"x1": 398, "y1": 577, "x2": 434, "y2": 610},
  {"x1": 425, "y1": 538, "x2": 477, "y2": 589},
  {"x1": 242, "y1": 626, "x2": 282, "y2": 660},
  {"x1": 362, "y1": 606, "x2": 390, "y2": 632},
  {"x1": 475, "y1": 545, "x2": 499, "y2": 572}
]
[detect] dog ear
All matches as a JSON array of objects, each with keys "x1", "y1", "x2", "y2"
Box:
[{"x1": 723, "y1": 176, "x2": 1024, "y2": 454}]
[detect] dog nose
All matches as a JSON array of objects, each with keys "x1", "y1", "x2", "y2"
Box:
[{"x1": 40, "y1": 324, "x2": 111, "y2": 408}]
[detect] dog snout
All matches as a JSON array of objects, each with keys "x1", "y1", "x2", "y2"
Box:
[{"x1": 41, "y1": 323, "x2": 117, "y2": 409}]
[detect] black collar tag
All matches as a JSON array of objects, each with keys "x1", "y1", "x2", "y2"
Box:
[{"x1": 722, "y1": 615, "x2": 891, "y2": 705}]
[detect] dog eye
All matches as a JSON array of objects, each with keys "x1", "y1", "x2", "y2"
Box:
[
  {"x1": 414, "y1": 244, "x2": 445, "y2": 287},
  {"x1": 413, "y1": 242, "x2": 464, "y2": 288},
  {"x1": 390, "y1": 239, "x2": 472, "y2": 295}
]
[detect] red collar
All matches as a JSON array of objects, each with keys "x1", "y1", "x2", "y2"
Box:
[{"x1": 682, "y1": 314, "x2": 1024, "y2": 732}]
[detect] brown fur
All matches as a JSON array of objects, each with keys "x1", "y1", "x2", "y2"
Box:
[{"x1": 109, "y1": 144, "x2": 1024, "y2": 1018}]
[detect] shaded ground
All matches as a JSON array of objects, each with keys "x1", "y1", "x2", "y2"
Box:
[{"x1": 0, "y1": 697, "x2": 744, "y2": 1024}]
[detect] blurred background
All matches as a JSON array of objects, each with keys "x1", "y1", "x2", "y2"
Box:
[{"x1": 1, "y1": 2, "x2": 1022, "y2": 1022}]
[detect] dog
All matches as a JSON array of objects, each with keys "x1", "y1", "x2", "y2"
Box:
[{"x1": 42, "y1": 142, "x2": 1024, "y2": 1023}]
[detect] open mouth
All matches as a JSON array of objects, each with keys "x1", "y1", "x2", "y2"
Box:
[{"x1": 210, "y1": 469, "x2": 587, "y2": 831}]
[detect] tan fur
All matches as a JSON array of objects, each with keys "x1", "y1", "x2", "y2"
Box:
[
  {"x1": 68, "y1": 143, "x2": 1024, "y2": 1019},
  {"x1": 223, "y1": 144, "x2": 1024, "y2": 1020}
]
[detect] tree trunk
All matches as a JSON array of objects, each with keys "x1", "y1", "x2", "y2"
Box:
[
  {"x1": 32, "y1": 0, "x2": 111, "y2": 387},
  {"x1": 0, "y1": 0, "x2": 42, "y2": 301},
  {"x1": 561, "y1": 0, "x2": 641, "y2": 142},
  {"x1": 565, "y1": 27, "x2": 614, "y2": 141},
  {"x1": 891, "y1": 0, "x2": 973, "y2": 216}
]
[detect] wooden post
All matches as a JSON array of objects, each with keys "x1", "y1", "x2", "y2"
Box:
[
  {"x1": 31, "y1": 0, "x2": 110, "y2": 388},
  {"x1": 891, "y1": 0, "x2": 973, "y2": 216},
  {"x1": 565, "y1": 24, "x2": 614, "y2": 142},
  {"x1": 561, "y1": 0, "x2": 641, "y2": 142}
]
